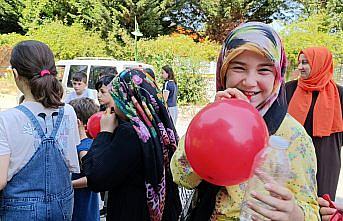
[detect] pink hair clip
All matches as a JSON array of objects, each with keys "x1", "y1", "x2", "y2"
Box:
[{"x1": 40, "y1": 69, "x2": 50, "y2": 77}]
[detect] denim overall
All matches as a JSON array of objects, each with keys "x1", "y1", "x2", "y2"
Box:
[{"x1": 0, "y1": 105, "x2": 74, "y2": 221}]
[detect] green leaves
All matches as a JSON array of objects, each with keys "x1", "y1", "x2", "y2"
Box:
[
  {"x1": 135, "y1": 34, "x2": 219, "y2": 104},
  {"x1": 0, "y1": 21, "x2": 106, "y2": 60},
  {"x1": 137, "y1": 34, "x2": 219, "y2": 72},
  {"x1": 0, "y1": 0, "x2": 24, "y2": 33},
  {"x1": 176, "y1": 73, "x2": 208, "y2": 105}
]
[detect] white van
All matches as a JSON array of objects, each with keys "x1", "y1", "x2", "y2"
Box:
[{"x1": 56, "y1": 57, "x2": 154, "y2": 100}]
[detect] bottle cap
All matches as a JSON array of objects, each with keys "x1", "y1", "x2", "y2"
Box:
[{"x1": 268, "y1": 135, "x2": 289, "y2": 149}]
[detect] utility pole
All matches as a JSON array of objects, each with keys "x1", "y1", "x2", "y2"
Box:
[{"x1": 131, "y1": 16, "x2": 143, "y2": 61}]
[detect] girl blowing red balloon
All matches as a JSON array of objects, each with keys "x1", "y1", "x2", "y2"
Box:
[{"x1": 171, "y1": 22, "x2": 320, "y2": 220}]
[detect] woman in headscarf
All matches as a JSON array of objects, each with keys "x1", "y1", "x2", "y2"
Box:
[
  {"x1": 286, "y1": 47, "x2": 343, "y2": 200},
  {"x1": 171, "y1": 22, "x2": 319, "y2": 220},
  {"x1": 82, "y1": 69, "x2": 181, "y2": 221}
]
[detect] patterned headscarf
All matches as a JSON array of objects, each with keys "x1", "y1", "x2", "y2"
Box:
[
  {"x1": 109, "y1": 69, "x2": 179, "y2": 221},
  {"x1": 216, "y1": 22, "x2": 288, "y2": 135}
]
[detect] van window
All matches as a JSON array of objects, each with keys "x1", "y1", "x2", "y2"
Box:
[
  {"x1": 67, "y1": 65, "x2": 88, "y2": 87},
  {"x1": 56, "y1": 65, "x2": 65, "y2": 82},
  {"x1": 89, "y1": 66, "x2": 118, "y2": 89}
]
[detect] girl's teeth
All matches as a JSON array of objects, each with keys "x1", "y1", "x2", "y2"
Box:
[{"x1": 244, "y1": 92, "x2": 255, "y2": 96}]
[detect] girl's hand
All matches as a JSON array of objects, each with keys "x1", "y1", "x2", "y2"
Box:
[
  {"x1": 249, "y1": 183, "x2": 304, "y2": 221},
  {"x1": 72, "y1": 177, "x2": 88, "y2": 189},
  {"x1": 214, "y1": 88, "x2": 249, "y2": 102},
  {"x1": 248, "y1": 170, "x2": 304, "y2": 221},
  {"x1": 318, "y1": 197, "x2": 337, "y2": 221},
  {"x1": 100, "y1": 107, "x2": 118, "y2": 133}
]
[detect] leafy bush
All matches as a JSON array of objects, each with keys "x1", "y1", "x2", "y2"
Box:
[
  {"x1": 137, "y1": 34, "x2": 220, "y2": 71},
  {"x1": 136, "y1": 34, "x2": 219, "y2": 105},
  {"x1": 177, "y1": 73, "x2": 208, "y2": 105},
  {"x1": 0, "y1": 33, "x2": 28, "y2": 46},
  {"x1": 0, "y1": 21, "x2": 107, "y2": 60}
]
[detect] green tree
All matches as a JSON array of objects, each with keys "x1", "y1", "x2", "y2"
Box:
[
  {"x1": 18, "y1": 0, "x2": 178, "y2": 38},
  {"x1": 20, "y1": 0, "x2": 108, "y2": 31},
  {"x1": 280, "y1": 13, "x2": 342, "y2": 79},
  {"x1": 15, "y1": 0, "x2": 183, "y2": 58},
  {"x1": 0, "y1": 21, "x2": 107, "y2": 60},
  {"x1": 169, "y1": 0, "x2": 305, "y2": 42},
  {"x1": 169, "y1": 0, "x2": 342, "y2": 41},
  {"x1": 0, "y1": 0, "x2": 24, "y2": 33},
  {"x1": 294, "y1": 0, "x2": 342, "y2": 31},
  {"x1": 100, "y1": 0, "x2": 177, "y2": 57},
  {"x1": 104, "y1": 0, "x2": 175, "y2": 37}
]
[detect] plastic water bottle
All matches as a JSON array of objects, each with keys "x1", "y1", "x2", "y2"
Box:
[{"x1": 240, "y1": 135, "x2": 291, "y2": 221}]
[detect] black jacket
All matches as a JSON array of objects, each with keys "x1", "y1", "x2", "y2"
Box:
[{"x1": 82, "y1": 121, "x2": 181, "y2": 221}]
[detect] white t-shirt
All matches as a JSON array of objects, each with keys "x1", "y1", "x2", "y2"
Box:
[
  {"x1": 64, "y1": 89, "x2": 97, "y2": 104},
  {"x1": 0, "y1": 101, "x2": 80, "y2": 181}
]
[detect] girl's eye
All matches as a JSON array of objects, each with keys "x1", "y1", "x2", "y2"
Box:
[
  {"x1": 232, "y1": 66, "x2": 245, "y2": 71},
  {"x1": 298, "y1": 60, "x2": 308, "y2": 65},
  {"x1": 259, "y1": 68, "x2": 273, "y2": 72},
  {"x1": 258, "y1": 68, "x2": 274, "y2": 75}
]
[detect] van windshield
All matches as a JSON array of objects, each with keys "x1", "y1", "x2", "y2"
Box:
[{"x1": 89, "y1": 66, "x2": 118, "y2": 89}]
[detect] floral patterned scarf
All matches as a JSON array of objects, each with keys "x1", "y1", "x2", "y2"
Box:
[
  {"x1": 216, "y1": 22, "x2": 288, "y2": 135},
  {"x1": 109, "y1": 69, "x2": 179, "y2": 221}
]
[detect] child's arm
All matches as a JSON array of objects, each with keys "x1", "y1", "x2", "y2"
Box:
[
  {"x1": 162, "y1": 89, "x2": 169, "y2": 103},
  {"x1": 72, "y1": 177, "x2": 88, "y2": 188},
  {"x1": 162, "y1": 81, "x2": 170, "y2": 104},
  {"x1": 0, "y1": 120, "x2": 10, "y2": 190},
  {"x1": 71, "y1": 150, "x2": 89, "y2": 189},
  {"x1": 79, "y1": 150, "x2": 87, "y2": 160},
  {"x1": 0, "y1": 154, "x2": 10, "y2": 190}
]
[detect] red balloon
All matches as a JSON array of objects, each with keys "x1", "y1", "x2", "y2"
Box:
[
  {"x1": 185, "y1": 99, "x2": 269, "y2": 186},
  {"x1": 87, "y1": 112, "x2": 103, "y2": 139}
]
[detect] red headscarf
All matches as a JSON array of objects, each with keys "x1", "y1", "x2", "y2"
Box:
[{"x1": 288, "y1": 47, "x2": 343, "y2": 137}]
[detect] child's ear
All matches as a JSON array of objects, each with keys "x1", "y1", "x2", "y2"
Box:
[
  {"x1": 12, "y1": 68, "x2": 19, "y2": 79},
  {"x1": 77, "y1": 119, "x2": 83, "y2": 127}
]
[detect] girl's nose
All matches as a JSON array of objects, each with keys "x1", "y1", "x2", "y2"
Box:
[
  {"x1": 298, "y1": 63, "x2": 303, "y2": 70},
  {"x1": 242, "y1": 72, "x2": 258, "y2": 87}
]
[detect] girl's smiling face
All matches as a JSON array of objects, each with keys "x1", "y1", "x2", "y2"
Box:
[{"x1": 225, "y1": 50, "x2": 276, "y2": 108}]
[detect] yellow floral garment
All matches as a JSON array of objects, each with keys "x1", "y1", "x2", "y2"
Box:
[{"x1": 171, "y1": 114, "x2": 320, "y2": 220}]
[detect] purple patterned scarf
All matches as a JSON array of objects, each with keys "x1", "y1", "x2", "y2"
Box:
[{"x1": 109, "y1": 69, "x2": 179, "y2": 221}]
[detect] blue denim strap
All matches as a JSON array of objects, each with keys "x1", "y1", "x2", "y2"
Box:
[
  {"x1": 50, "y1": 107, "x2": 64, "y2": 139},
  {"x1": 16, "y1": 105, "x2": 46, "y2": 139},
  {"x1": 15, "y1": 105, "x2": 64, "y2": 139}
]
